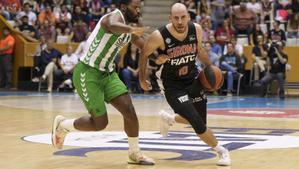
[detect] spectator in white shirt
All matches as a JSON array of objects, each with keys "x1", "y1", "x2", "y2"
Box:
[
  {"x1": 16, "y1": 3, "x2": 37, "y2": 26},
  {"x1": 56, "y1": 45, "x2": 78, "y2": 89}
]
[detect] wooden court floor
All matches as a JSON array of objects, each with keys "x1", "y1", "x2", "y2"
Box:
[{"x1": 1, "y1": 92, "x2": 299, "y2": 169}]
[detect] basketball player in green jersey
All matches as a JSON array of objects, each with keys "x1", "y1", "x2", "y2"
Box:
[{"x1": 51, "y1": 0, "x2": 154, "y2": 165}]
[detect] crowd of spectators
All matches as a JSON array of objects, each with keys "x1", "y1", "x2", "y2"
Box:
[
  {"x1": 0, "y1": 0, "x2": 119, "y2": 43},
  {"x1": 180, "y1": 0, "x2": 295, "y2": 98}
]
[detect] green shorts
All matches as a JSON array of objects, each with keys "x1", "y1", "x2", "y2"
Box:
[{"x1": 73, "y1": 62, "x2": 128, "y2": 117}]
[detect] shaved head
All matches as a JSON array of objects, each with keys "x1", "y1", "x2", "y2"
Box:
[
  {"x1": 170, "y1": 3, "x2": 188, "y2": 15},
  {"x1": 169, "y1": 3, "x2": 190, "y2": 33}
]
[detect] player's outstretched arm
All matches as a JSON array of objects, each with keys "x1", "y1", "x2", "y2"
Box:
[
  {"x1": 194, "y1": 23, "x2": 212, "y2": 66},
  {"x1": 101, "y1": 12, "x2": 133, "y2": 34},
  {"x1": 139, "y1": 30, "x2": 164, "y2": 91},
  {"x1": 101, "y1": 12, "x2": 149, "y2": 37}
]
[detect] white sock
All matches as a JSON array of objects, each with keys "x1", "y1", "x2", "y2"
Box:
[
  {"x1": 128, "y1": 137, "x2": 140, "y2": 153},
  {"x1": 60, "y1": 119, "x2": 76, "y2": 131},
  {"x1": 213, "y1": 144, "x2": 227, "y2": 153}
]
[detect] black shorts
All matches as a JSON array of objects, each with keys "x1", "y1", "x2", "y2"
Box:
[{"x1": 164, "y1": 79, "x2": 208, "y2": 134}]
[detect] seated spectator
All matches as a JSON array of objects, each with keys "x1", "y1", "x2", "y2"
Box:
[
  {"x1": 215, "y1": 19, "x2": 235, "y2": 50},
  {"x1": 16, "y1": 3, "x2": 37, "y2": 26},
  {"x1": 198, "y1": 0, "x2": 210, "y2": 16},
  {"x1": 0, "y1": 27, "x2": 15, "y2": 89},
  {"x1": 208, "y1": 34, "x2": 222, "y2": 57},
  {"x1": 40, "y1": 39, "x2": 62, "y2": 92},
  {"x1": 196, "y1": 11, "x2": 212, "y2": 28},
  {"x1": 219, "y1": 42, "x2": 243, "y2": 96},
  {"x1": 56, "y1": 45, "x2": 78, "y2": 89},
  {"x1": 251, "y1": 35, "x2": 268, "y2": 81},
  {"x1": 38, "y1": 20, "x2": 56, "y2": 40},
  {"x1": 201, "y1": 21, "x2": 214, "y2": 43},
  {"x1": 72, "y1": 19, "x2": 89, "y2": 42},
  {"x1": 72, "y1": 5, "x2": 90, "y2": 25},
  {"x1": 121, "y1": 43, "x2": 141, "y2": 93},
  {"x1": 204, "y1": 42, "x2": 220, "y2": 67},
  {"x1": 223, "y1": 37, "x2": 244, "y2": 57},
  {"x1": 268, "y1": 20, "x2": 286, "y2": 43},
  {"x1": 89, "y1": 0, "x2": 105, "y2": 30},
  {"x1": 23, "y1": 0, "x2": 38, "y2": 13},
  {"x1": 287, "y1": 13, "x2": 299, "y2": 38},
  {"x1": 56, "y1": 27, "x2": 73, "y2": 43},
  {"x1": 38, "y1": 3, "x2": 56, "y2": 26},
  {"x1": 32, "y1": 36, "x2": 47, "y2": 82},
  {"x1": 36, "y1": 0, "x2": 51, "y2": 13},
  {"x1": 251, "y1": 24, "x2": 266, "y2": 45},
  {"x1": 55, "y1": 4, "x2": 72, "y2": 34},
  {"x1": 72, "y1": 0, "x2": 89, "y2": 14},
  {"x1": 15, "y1": 16, "x2": 37, "y2": 39},
  {"x1": 232, "y1": 2, "x2": 256, "y2": 44},
  {"x1": 255, "y1": 41, "x2": 288, "y2": 99}
]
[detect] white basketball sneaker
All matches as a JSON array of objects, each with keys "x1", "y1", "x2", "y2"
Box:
[
  {"x1": 127, "y1": 151, "x2": 155, "y2": 165},
  {"x1": 216, "y1": 150, "x2": 231, "y2": 166},
  {"x1": 159, "y1": 110, "x2": 175, "y2": 137},
  {"x1": 51, "y1": 115, "x2": 69, "y2": 149}
]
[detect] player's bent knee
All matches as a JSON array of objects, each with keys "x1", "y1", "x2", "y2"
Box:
[
  {"x1": 91, "y1": 115, "x2": 109, "y2": 131},
  {"x1": 194, "y1": 124, "x2": 207, "y2": 134}
]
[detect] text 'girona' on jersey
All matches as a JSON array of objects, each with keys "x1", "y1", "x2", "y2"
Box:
[
  {"x1": 80, "y1": 9, "x2": 131, "y2": 72},
  {"x1": 157, "y1": 22, "x2": 198, "y2": 89}
]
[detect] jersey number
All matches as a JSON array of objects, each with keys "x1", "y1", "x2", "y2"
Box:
[{"x1": 178, "y1": 66, "x2": 188, "y2": 76}]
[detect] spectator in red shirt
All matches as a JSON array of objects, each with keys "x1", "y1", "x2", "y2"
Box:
[{"x1": 215, "y1": 19, "x2": 235, "y2": 49}]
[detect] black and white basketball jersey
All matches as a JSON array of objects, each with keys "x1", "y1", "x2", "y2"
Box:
[{"x1": 157, "y1": 22, "x2": 198, "y2": 90}]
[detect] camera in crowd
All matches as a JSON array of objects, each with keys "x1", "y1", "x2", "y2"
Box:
[{"x1": 269, "y1": 41, "x2": 284, "y2": 56}]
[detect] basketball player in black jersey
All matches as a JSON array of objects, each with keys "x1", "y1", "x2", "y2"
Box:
[{"x1": 139, "y1": 3, "x2": 231, "y2": 166}]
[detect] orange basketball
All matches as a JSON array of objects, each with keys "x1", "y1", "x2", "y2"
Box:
[{"x1": 198, "y1": 65, "x2": 224, "y2": 91}]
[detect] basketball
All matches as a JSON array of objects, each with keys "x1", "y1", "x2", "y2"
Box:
[{"x1": 198, "y1": 65, "x2": 224, "y2": 91}]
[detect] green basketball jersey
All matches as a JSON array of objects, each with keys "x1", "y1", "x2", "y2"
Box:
[{"x1": 80, "y1": 9, "x2": 131, "y2": 72}]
